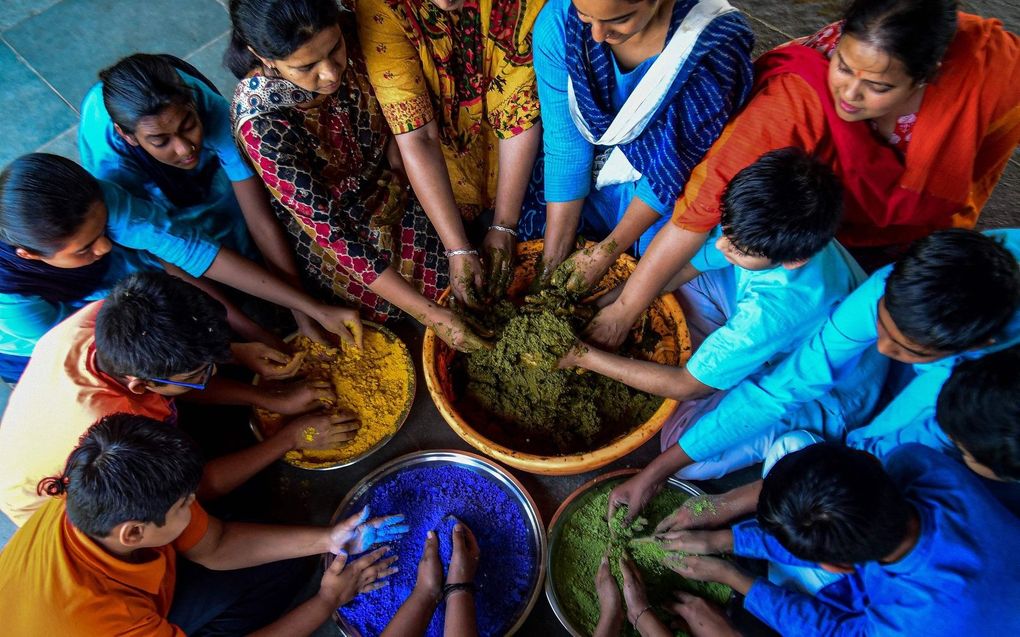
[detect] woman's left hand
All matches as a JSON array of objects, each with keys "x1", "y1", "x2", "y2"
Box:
[
  {"x1": 311, "y1": 304, "x2": 364, "y2": 349},
  {"x1": 231, "y1": 342, "x2": 305, "y2": 380},
  {"x1": 551, "y1": 239, "x2": 619, "y2": 295},
  {"x1": 329, "y1": 506, "x2": 410, "y2": 555},
  {"x1": 482, "y1": 226, "x2": 516, "y2": 300}
]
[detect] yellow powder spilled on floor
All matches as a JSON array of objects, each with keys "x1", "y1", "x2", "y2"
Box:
[{"x1": 256, "y1": 329, "x2": 413, "y2": 468}]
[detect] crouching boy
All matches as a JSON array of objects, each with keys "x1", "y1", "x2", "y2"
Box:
[
  {"x1": 661, "y1": 444, "x2": 1020, "y2": 636},
  {"x1": 0, "y1": 414, "x2": 405, "y2": 636}
]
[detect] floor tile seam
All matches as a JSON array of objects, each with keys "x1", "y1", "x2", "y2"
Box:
[
  {"x1": 186, "y1": 27, "x2": 231, "y2": 61},
  {"x1": 745, "y1": 13, "x2": 797, "y2": 42},
  {"x1": 0, "y1": 35, "x2": 79, "y2": 115},
  {"x1": 36, "y1": 125, "x2": 78, "y2": 152}
]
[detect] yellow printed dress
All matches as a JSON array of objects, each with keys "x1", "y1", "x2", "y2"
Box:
[{"x1": 356, "y1": 0, "x2": 542, "y2": 222}]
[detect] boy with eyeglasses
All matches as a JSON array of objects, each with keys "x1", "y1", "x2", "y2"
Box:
[{"x1": 0, "y1": 271, "x2": 357, "y2": 526}]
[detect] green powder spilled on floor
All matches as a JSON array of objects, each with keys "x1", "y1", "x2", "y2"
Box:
[
  {"x1": 553, "y1": 480, "x2": 732, "y2": 636},
  {"x1": 460, "y1": 293, "x2": 662, "y2": 454}
]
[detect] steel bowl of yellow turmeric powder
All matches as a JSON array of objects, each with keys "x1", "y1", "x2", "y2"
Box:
[{"x1": 250, "y1": 323, "x2": 416, "y2": 470}]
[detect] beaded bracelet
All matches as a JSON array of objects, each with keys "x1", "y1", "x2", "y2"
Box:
[
  {"x1": 442, "y1": 582, "x2": 475, "y2": 601},
  {"x1": 444, "y1": 248, "x2": 479, "y2": 258},
  {"x1": 632, "y1": 605, "x2": 654, "y2": 627},
  {"x1": 488, "y1": 224, "x2": 518, "y2": 238}
]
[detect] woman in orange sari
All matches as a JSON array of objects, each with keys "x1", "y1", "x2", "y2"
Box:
[{"x1": 590, "y1": 0, "x2": 1020, "y2": 348}]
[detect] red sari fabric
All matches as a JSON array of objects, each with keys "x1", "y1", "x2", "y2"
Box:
[{"x1": 673, "y1": 13, "x2": 1020, "y2": 249}]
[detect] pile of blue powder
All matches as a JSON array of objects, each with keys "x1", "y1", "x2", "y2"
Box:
[{"x1": 338, "y1": 463, "x2": 538, "y2": 636}]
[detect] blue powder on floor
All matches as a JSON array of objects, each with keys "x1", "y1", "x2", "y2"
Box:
[{"x1": 338, "y1": 464, "x2": 538, "y2": 636}]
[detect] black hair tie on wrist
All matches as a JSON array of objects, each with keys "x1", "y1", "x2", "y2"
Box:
[{"x1": 442, "y1": 582, "x2": 475, "y2": 601}]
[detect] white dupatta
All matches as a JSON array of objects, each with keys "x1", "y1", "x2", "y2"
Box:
[{"x1": 566, "y1": 0, "x2": 737, "y2": 189}]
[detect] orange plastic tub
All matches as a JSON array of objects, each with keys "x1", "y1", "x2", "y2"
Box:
[{"x1": 423, "y1": 240, "x2": 691, "y2": 475}]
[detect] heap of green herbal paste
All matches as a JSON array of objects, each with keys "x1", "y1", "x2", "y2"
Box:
[
  {"x1": 462, "y1": 290, "x2": 662, "y2": 453},
  {"x1": 553, "y1": 482, "x2": 731, "y2": 637}
]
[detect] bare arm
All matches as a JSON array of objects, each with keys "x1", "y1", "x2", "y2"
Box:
[
  {"x1": 570, "y1": 346, "x2": 715, "y2": 402},
  {"x1": 541, "y1": 199, "x2": 584, "y2": 279},
  {"x1": 588, "y1": 223, "x2": 709, "y2": 348},
  {"x1": 493, "y1": 123, "x2": 542, "y2": 228},
  {"x1": 444, "y1": 590, "x2": 479, "y2": 637},
  {"x1": 184, "y1": 517, "x2": 331, "y2": 571},
  {"x1": 231, "y1": 176, "x2": 301, "y2": 280},
  {"x1": 382, "y1": 591, "x2": 437, "y2": 637}
]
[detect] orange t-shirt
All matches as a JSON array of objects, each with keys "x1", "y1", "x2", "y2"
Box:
[
  {"x1": 0, "y1": 498, "x2": 209, "y2": 636},
  {"x1": 0, "y1": 301, "x2": 174, "y2": 526}
]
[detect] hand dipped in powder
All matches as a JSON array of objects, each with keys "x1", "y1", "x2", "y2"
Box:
[
  {"x1": 664, "y1": 591, "x2": 740, "y2": 637},
  {"x1": 330, "y1": 506, "x2": 409, "y2": 555},
  {"x1": 319, "y1": 546, "x2": 399, "y2": 607}
]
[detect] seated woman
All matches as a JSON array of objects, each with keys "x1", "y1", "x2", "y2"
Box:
[
  {"x1": 227, "y1": 0, "x2": 484, "y2": 351},
  {"x1": 0, "y1": 153, "x2": 361, "y2": 382},
  {"x1": 590, "y1": 0, "x2": 1020, "y2": 347},
  {"x1": 78, "y1": 53, "x2": 321, "y2": 339},
  {"x1": 534, "y1": 0, "x2": 754, "y2": 292},
  {"x1": 356, "y1": 0, "x2": 544, "y2": 303}
]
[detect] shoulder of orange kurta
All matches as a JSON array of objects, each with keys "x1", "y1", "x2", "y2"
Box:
[
  {"x1": 905, "y1": 12, "x2": 1020, "y2": 211},
  {"x1": 672, "y1": 72, "x2": 828, "y2": 233}
]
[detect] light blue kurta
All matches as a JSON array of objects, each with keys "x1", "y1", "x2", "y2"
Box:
[
  {"x1": 78, "y1": 69, "x2": 255, "y2": 261},
  {"x1": 0, "y1": 181, "x2": 220, "y2": 358},
  {"x1": 680, "y1": 228, "x2": 1020, "y2": 463},
  {"x1": 684, "y1": 226, "x2": 866, "y2": 390}
]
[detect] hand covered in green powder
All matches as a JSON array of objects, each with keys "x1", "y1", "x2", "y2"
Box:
[
  {"x1": 329, "y1": 507, "x2": 410, "y2": 555},
  {"x1": 550, "y1": 239, "x2": 619, "y2": 296},
  {"x1": 595, "y1": 553, "x2": 623, "y2": 621},
  {"x1": 620, "y1": 555, "x2": 658, "y2": 627},
  {"x1": 666, "y1": 555, "x2": 753, "y2": 595},
  {"x1": 655, "y1": 529, "x2": 733, "y2": 555},
  {"x1": 483, "y1": 226, "x2": 516, "y2": 300}
]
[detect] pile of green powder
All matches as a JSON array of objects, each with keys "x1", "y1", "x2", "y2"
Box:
[
  {"x1": 552, "y1": 481, "x2": 731, "y2": 636},
  {"x1": 462, "y1": 297, "x2": 662, "y2": 454}
]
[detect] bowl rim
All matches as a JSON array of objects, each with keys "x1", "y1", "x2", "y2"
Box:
[
  {"x1": 329, "y1": 449, "x2": 548, "y2": 637},
  {"x1": 542, "y1": 469, "x2": 705, "y2": 637},
  {"x1": 249, "y1": 321, "x2": 417, "y2": 471}
]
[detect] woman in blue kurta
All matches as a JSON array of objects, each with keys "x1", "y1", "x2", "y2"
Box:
[
  {"x1": 78, "y1": 54, "x2": 303, "y2": 290},
  {"x1": 533, "y1": 0, "x2": 753, "y2": 291}
]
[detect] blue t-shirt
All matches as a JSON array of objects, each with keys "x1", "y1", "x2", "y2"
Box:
[
  {"x1": 78, "y1": 69, "x2": 254, "y2": 257},
  {"x1": 685, "y1": 226, "x2": 865, "y2": 390},
  {"x1": 0, "y1": 181, "x2": 219, "y2": 358},
  {"x1": 682, "y1": 229, "x2": 1020, "y2": 462},
  {"x1": 734, "y1": 445, "x2": 1020, "y2": 636}
]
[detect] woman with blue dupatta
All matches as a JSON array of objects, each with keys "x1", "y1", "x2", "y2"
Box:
[{"x1": 534, "y1": 0, "x2": 753, "y2": 292}]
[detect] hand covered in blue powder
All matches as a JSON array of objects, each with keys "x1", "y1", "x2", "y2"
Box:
[
  {"x1": 330, "y1": 507, "x2": 410, "y2": 555},
  {"x1": 413, "y1": 530, "x2": 444, "y2": 602}
]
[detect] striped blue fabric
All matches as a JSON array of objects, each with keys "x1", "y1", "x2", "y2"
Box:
[{"x1": 565, "y1": 0, "x2": 754, "y2": 205}]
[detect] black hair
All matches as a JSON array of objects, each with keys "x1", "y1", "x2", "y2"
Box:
[
  {"x1": 720, "y1": 147, "x2": 843, "y2": 263},
  {"x1": 884, "y1": 229, "x2": 1020, "y2": 353},
  {"x1": 843, "y1": 0, "x2": 958, "y2": 83},
  {"x1": 95, "y1": 271, "x2": 232, "y2": 380},
  {"x1": 0, "y1": 153, "x2": 103, "y2": 256},
  {"x1": 758, "y1": 443, "x2": 911, "y2": 564},
  {"x1": 38, "y1": 413, "x2": 203, "y2": 538},
  {"x1": 99, "y1": 54, "x2": 196, "y2": 134},
  {"x1": 225, "y1": 0, "x2": 341, "y2": 79},
  {"x1": 937, "y1": 345, "x2": 1020, "y2": 481}
]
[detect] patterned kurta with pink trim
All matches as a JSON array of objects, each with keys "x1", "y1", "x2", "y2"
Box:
[{"x1": 231, "y1": 54, "x2": 446, "y2": 323}]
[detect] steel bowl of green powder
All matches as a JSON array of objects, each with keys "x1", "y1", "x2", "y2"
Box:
[{"x1": 546, "y1": 470, "x2": 733, "y2": 636}]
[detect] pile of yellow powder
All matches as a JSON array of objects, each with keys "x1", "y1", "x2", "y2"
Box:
[{"x1": 255, "y1": 329, "x2": 413, "y2": 469}]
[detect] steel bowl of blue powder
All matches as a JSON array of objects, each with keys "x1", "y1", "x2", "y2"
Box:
[{"x1": 330, "y1": 450, "x2": 547, "y2": 636}]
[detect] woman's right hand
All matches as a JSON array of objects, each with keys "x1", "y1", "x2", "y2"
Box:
[
  {"x1": 608, "y1": 470, "x2": 663, "y2": 526},
  {"x1": 585, "y1": 300, "x2": 637, "y2": 351},
  {"x1": 537, "y1": 234, "x2": 575, "y2": 289},
  {"x1": 282, "y1": 410, "x2": 360, "y2": 451},
  {"x1": 448, "y1": 252, "x2": 485, "y2": 309}
]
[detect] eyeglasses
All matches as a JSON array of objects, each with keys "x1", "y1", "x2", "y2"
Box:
[{"x1": 149, "y1": 363, "x2": 216, "y2": 390}]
